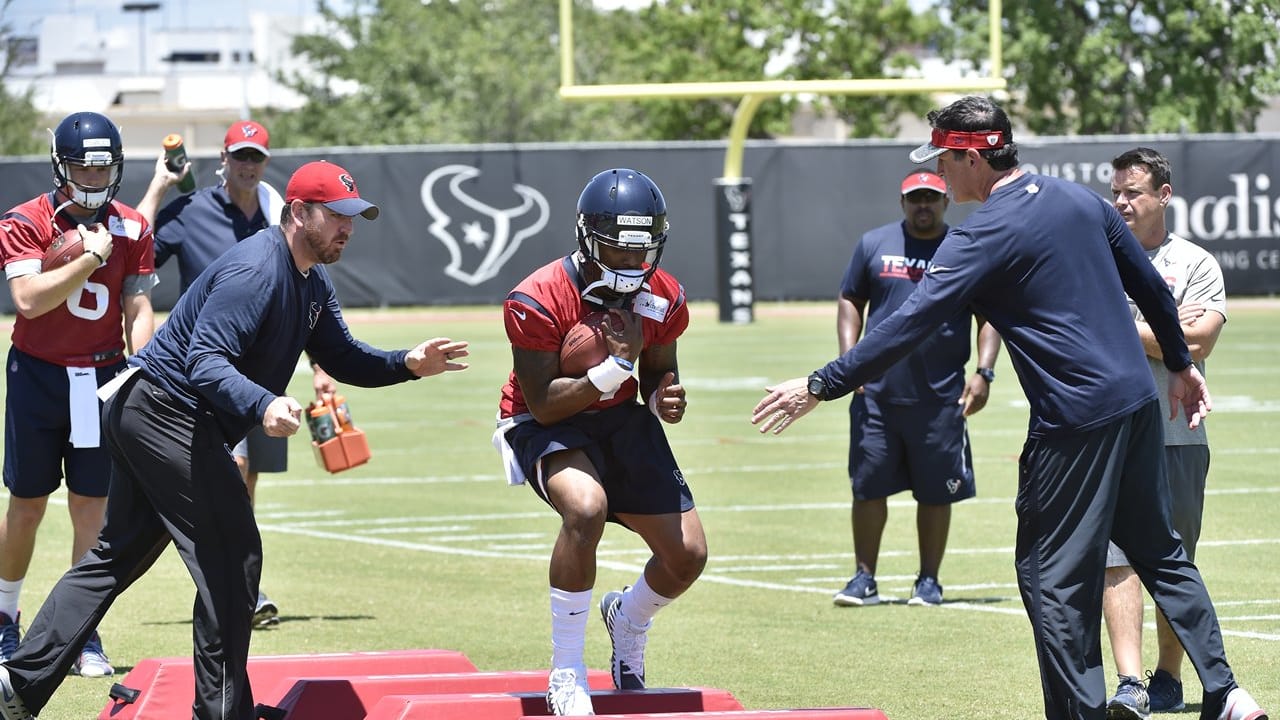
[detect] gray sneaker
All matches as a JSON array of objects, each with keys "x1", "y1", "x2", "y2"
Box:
[
  {"x1": 253, "y1": 591, "x2": 279, "y2": 629},
  {"x1": 0, "y1": 666, "x2": 33, "y2": 720},
  {"x1": 1106, "y1": 674, "x2": 1151, "y2": 720},
  {"x1": 908, "y1": 576, "x2": 943, "y2": 606},
  {"x1": 833, "y1": 570, "x2": 879, "y2": 607}
]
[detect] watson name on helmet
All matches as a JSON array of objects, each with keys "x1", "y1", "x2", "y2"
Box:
[{"x1": 575, "y1": 168, "x2": 669, "y2": 304}]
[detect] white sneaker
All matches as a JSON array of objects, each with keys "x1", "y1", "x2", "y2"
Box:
[
  {"x1": 1218, "y1": 687, "x2": 1268, "y2": 720},
  {"x1": 71, "y1": 631, "x2": 114, "y2": 678},
  {"x1": 0, "y1": 666, "x2": 34, "y2": 720},
  {"x1": 546, "y1": 665, "x2": 594, "y2": 716},
  {"x1": 599, "y1": 589, "x2": 647, "y2": 690}
]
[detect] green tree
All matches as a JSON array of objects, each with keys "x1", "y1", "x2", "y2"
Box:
[
  {"x1": 771, "y1": 0, "x2": 942, "y2": 138},
  {"x1": 939, "y1": 0, "x2": 1280, "y2": 134},
  {"x1": 0, "y1": 0, "x2": 44, "y2": 156},
  {"x1": 580, "y1": 1, "x2": 794, "y2": 140},
  {"x1": 268, "y1": 0, "x2": 595, "y2": 146}
]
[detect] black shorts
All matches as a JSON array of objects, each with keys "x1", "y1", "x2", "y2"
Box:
[
  {"x1": 505, "y1": 403, "x2": 694, "y2": 520},
  {"x1": 3, "y1": 347, "x2": 126, "y2": 498},
  {"x1": 847, "y1": 394, "x2": 975, "y2": 504}
]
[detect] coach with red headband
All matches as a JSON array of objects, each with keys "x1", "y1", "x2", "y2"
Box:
[
  {"x1": 752, "y1": 96, "x2": 1268, "y2": 720},
  {"x1": 0, "y1": 161, "x2": 471, "y2": 720}
]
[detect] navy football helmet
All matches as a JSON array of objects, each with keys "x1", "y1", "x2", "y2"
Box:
[
  {"x1": 575, "y1": 168, "x2": 668, "y2": 301},
  {"x1": 50, "y1": 111, "x2": 124, "y2": 210}
]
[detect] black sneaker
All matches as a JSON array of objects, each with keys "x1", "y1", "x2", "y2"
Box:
[
  {"x1": 833, "y1": 570, "x2": 879, "y2": 607},
  {"x1": 1106, "y1": 674, "x2": 1151, "y2": 720},
  {"x1": 1146, "y1": 669, "x2": 1185, "y2": 712}
]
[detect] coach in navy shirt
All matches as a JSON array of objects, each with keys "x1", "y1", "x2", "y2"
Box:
[
  {"x1": 0, "y1": 161, "x2": 472, "y2": 720},
  {"x1": 752, "y1": 96, "x2": 1267, "y2": 720}
]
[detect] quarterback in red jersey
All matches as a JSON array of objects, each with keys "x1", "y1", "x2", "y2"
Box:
[
  {"x1": 494, "y1": 168, "x2": 703, "y2": 716},
  {"x1": 0, "y1": 112, "x2": 155, "y2": 678}
]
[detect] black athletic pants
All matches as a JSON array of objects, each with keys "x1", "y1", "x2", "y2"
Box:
[
  {"x1": 5, "y1": 372, "x2": 261, "y2": 720},
  {"x1": 1015, "y1": 400, "x2": 1235, "y2": 720}
]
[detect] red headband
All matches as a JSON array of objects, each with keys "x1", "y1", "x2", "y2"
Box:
[{"x1": 931, "y1": 128, "x2": 1007, "y2": 151}]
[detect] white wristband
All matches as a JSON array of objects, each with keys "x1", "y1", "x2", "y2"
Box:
[
  {"x1": 648, "y1": 389, "x2": 661, "y2": 417},
  {"x1": 586, "y1": 355, "x2": 633, "y2": 394}
]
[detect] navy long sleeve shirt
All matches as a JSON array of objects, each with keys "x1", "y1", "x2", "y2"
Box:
[
  {"x1": 131, "y1": 227, "x2": 414, "y2": 443},
  {"x1": 816, "y1": 173, "x2": 1191, "y2": 438}
]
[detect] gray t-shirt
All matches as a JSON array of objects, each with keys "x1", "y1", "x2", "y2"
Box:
[{"x1": 1128, "y1": 233, "x2": 1227, "y2": 446}]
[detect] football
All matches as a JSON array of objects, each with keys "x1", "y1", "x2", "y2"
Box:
[
  {"x1": 42, "y1": 227, "x2": 85, "y2": 272},
  {"x1": 559, "y1": 310, "x2": 621, "y2": 377}
]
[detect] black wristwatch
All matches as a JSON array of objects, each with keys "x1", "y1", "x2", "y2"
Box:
[
  {"x1": 807, "y1": 371, "x2": 827, "y2": 400},
  {"x1": 976, "y1": 367, "x2": 995, "y2": 383}
]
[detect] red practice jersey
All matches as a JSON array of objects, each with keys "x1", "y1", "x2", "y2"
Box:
[
  {"x1": 499, "y1": 255, "x2": 689, "y2": 419},
  {"x1": 0, "y1": 193, "x2": 155, "y2": 366}
]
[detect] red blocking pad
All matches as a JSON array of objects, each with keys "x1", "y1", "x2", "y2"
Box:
[
  {"x1": 363, "y1": 687, "x2": 742, "y2": 720},
  {"x1": 274, "y1": 669, "x2": 613, "y2": 720},
  {"x1": 98, "y1": 649, "x2": 477, "y2": 720},
  {"x1": 515, "y1": 710, "x2": 889, "y2": 720}
]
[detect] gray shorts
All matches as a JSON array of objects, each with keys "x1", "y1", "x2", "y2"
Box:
[
  {"x1": 1106, "y1": 444, "x2": 1209, "y2": 568},
  {"x1": 230, "y1": 425, "x2": 289, "y2": 474}
]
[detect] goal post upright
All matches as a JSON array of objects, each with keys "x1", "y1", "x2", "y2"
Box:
[{"x1": 558, "y1": 0, "x2": 1009, "y2": 321}]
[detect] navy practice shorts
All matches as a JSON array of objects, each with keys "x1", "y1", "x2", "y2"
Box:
[
  {"x1": 505, "y1": 402, "x2": 694, "y2": 521},
  {"x1": 847, "y1": 393, "x2": 976, "y2": 504},
  {"x1": 231, "y1": 425, "x2": 289, "y2": 474},
  {"x1": 4, "y1": 347, "x2": 127, "y2": 498}
]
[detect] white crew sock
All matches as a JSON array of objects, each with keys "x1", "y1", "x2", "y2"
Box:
[
  {"x1": 0, "y1": 577, "x2": 22, "y2": 621},
  {"x1": 619, "y1": 574, "x2": 672, "y2": 629},
  {"x1": 549, "y1": 586, "x2": 592, "y2": 669}
]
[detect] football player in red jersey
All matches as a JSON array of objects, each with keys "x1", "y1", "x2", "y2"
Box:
[
  {"x1": 494, "y1": 169, "x2": 702, "y2": 715},
  {"x1": 0, "y1": 111, "x2": 156, "y2": 679}
]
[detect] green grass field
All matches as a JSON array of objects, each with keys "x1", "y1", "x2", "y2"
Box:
[{"x1": 7, "y1": 301, "x2": 1278, "y2": 719}]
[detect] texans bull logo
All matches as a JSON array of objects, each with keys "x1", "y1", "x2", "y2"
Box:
[{"x1": 421, "y1": 164, "x2": 549, "y2": 286}]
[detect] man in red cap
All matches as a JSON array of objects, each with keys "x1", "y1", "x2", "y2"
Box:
[
  {"x1": 829, "y1": 170, "x2": 1001, "y2": 609},
  {"x1": 0, "y1": 161, "x2": 469, "y2": 720},
  {"x1": 137, "y1": 120, "x2": 340, "y2": 628}
]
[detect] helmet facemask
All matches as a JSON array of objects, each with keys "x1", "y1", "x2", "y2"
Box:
[
  {"x1": 55, "y1": 152, "x2": 123, "y2": 210},
  {"x1": 576, "y1": 211, "x2": 665, "y2": 303}
]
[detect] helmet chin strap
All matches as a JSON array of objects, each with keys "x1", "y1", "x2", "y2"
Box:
[{"x1": 575, "y1": 252, "x2": 647, "y2": 308}]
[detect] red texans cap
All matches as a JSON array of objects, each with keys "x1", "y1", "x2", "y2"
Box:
[
  {"x1": 224, "y1": 120, "x2": 271, "y2": 156},
  {"x1": 901, "y1": 171, "x2": 947, "y2": 196},
  {"x1": 285, "y1": 161, "x2": 380, "y2": 220}
]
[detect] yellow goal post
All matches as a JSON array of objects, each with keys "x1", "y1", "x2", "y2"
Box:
[{"x1": 559, "y1": 0, "x2": 1008, "y2": 179}]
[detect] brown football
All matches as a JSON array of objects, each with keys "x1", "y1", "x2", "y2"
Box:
[
  {"x1": 559, "y1": 311, "x2": 621, "y2": 377},
  {"x1": 42, "y1": 227, "x2": 85, "y2": 271}
]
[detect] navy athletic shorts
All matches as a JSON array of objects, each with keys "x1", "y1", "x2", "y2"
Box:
[
  {"x1": 847, "y1": 393, "x2": 976, "y2": 504},
  {"x1": 231, "y1": 425, "x2": 288, "y2": 474},
  {"x1": 3, "y1": 346, "x2": 127, "y2": 498},
  {"x1": 505, "y1": 402, "x2": 694, "y2": 520}
]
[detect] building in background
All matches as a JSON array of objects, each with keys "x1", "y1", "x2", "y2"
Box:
[{"x1": 4, "y1": 4, "x2": 319, "y2": 158}]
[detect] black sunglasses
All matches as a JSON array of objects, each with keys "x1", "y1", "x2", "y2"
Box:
[{"x1": 229, "y1": 149, "x2": 267, "y2": 163}]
